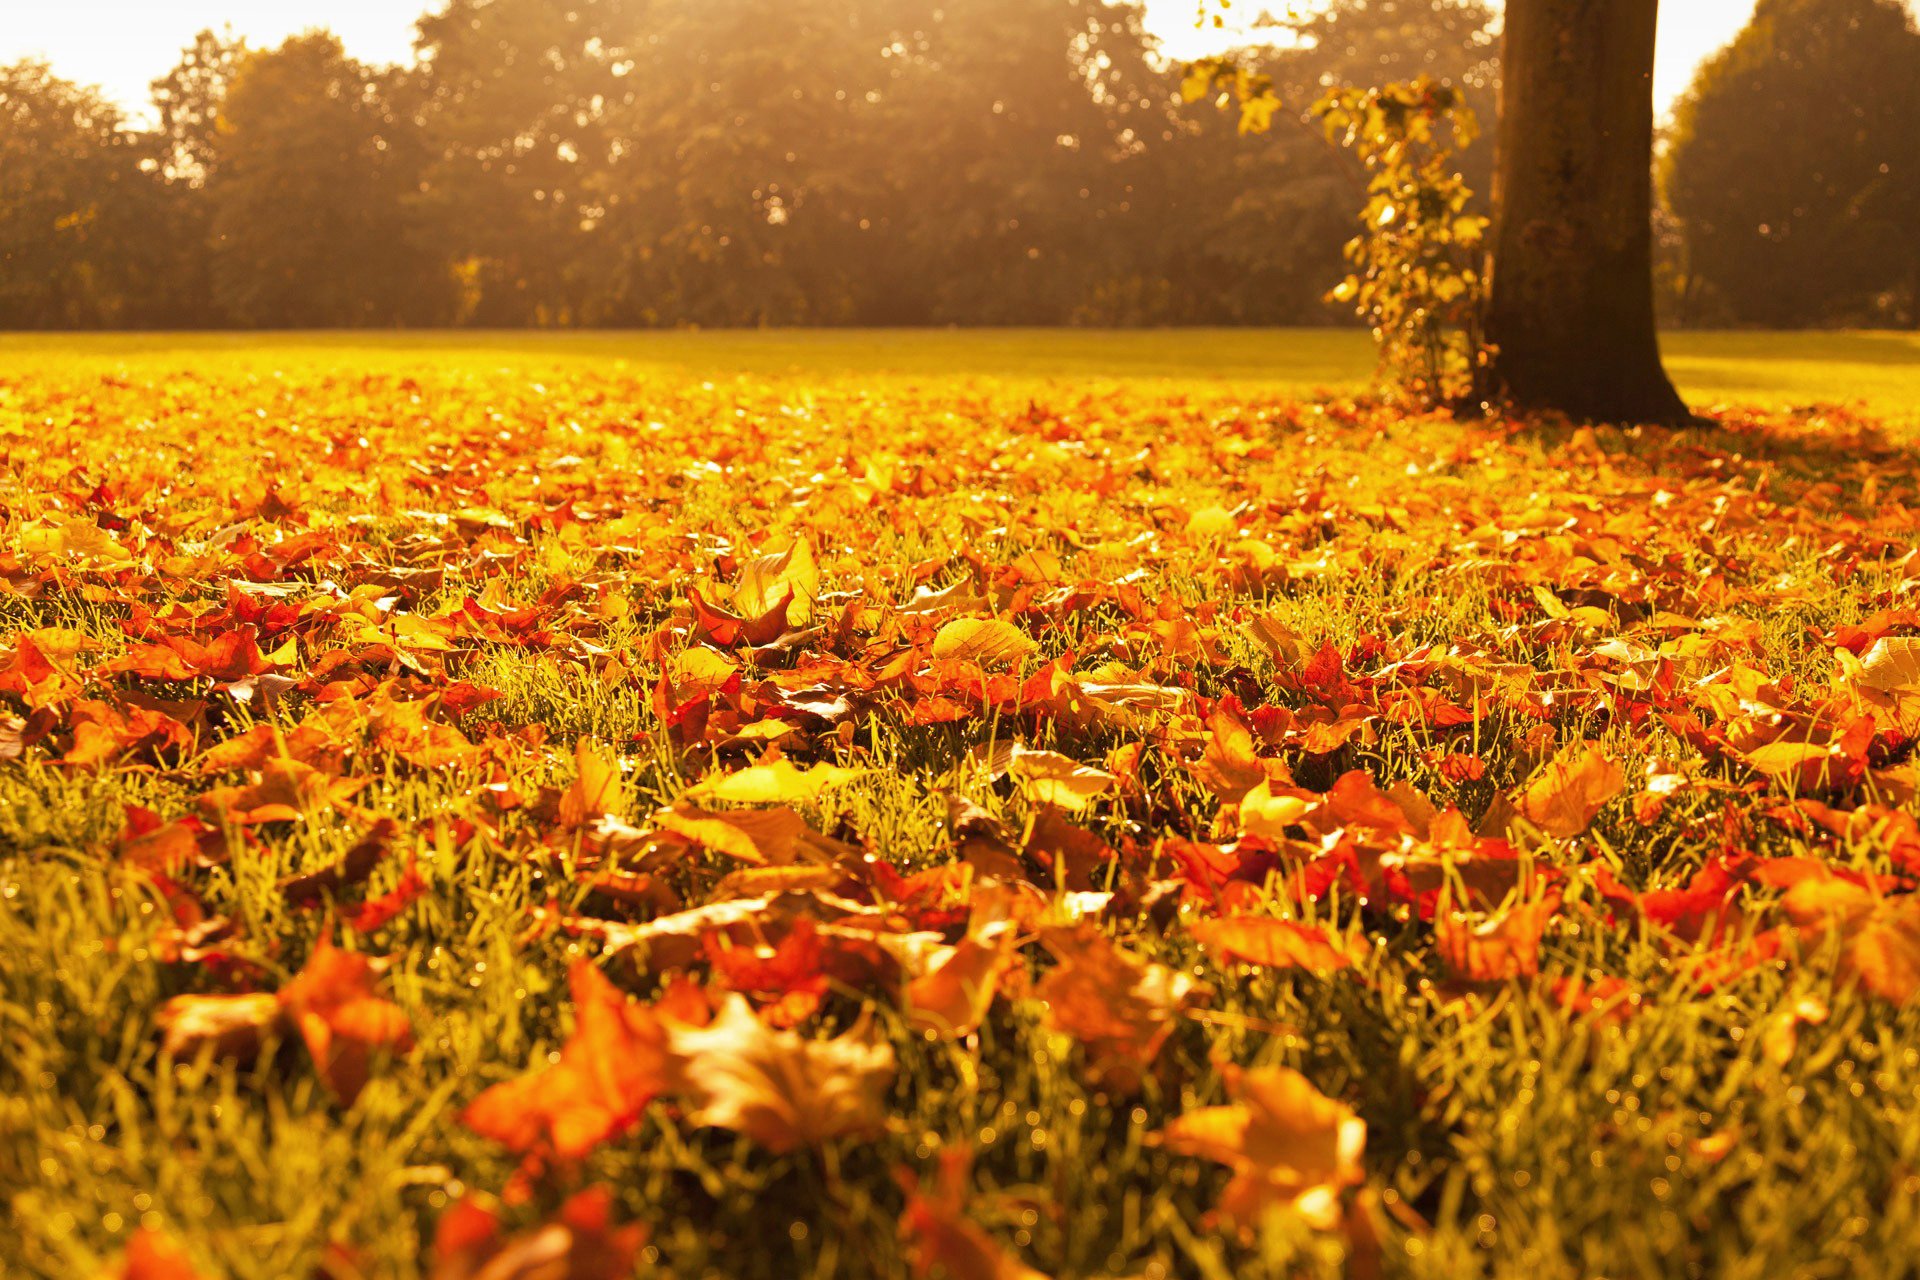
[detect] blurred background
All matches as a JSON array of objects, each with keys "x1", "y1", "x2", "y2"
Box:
[{"x1": 2, "y1": 0, "x2": 1915, "y2": 330}]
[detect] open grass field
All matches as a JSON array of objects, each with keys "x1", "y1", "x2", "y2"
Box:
[
  {"x1": 4, "y1": 331, "x2": 1920, "y2": 1279},
  {"x1": 4, "y1": 328, "x2": 1919, "y2": 414}
]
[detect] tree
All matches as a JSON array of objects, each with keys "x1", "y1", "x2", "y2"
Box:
[
  {"x1": 208, "y1": 33, "x2": 446, "y2": 326},
  {"x1": 1666, "y1": 0, "x2": 1920, "y2": 328},
  {"x1": 0, "y1": 62, "x2": 167, "y2": 328},
  {"x1": 147, "y1": 31, "x2": 248, "y2": 325},
  {"x1": 1480, "y1": 0, "x2": 1690, "y2": 424},
  {"x1": 1159, "y1": 0, "x2": 1500, "y2": 327},
  {"x1": 413, "y1": 0, "x2": 643, "y2": 324}
]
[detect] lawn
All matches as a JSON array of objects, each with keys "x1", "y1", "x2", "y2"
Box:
[
  {"x1": 4, "y1": 334, "x2": 1920, "y2": 1279},
  {"x1": 4, "y1": 328, "x2": 1918, "y2": 413}
]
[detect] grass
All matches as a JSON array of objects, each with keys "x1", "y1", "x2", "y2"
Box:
[
  {"x1": 2, "y1": 335, "x2": 1920, "y2": 1278},
  {"x1": 1, "y1": 327, "x2": 1916, "y2": 413}
]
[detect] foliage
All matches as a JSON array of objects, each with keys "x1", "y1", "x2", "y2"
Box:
[
  {"x1": 1311, "y1": 79, "x2": 1487, "y2": 407},
  {"x1": 1664, "y1": 0, "x2": 1920, "y2": 328},
  {"x1": 208, "y1": 34, "x2": 447, "y2": 327},
  {"x1": 0, "y1": 63, "x2": 168, "y2": 328},
  {"x1": 1, "y1": 1, "x2": 1514, "y2": 329},
  {"x1": 6, "y1": 343, "x2": 1920, "y2": 1276},
  {"x1": 1185, "y1": 60, "x2": 1489, "y2": 407}
]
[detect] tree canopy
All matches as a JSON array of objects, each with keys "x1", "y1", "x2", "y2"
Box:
[
  {"x1": 0, "y1": 0, "x2": 1909, "y2": 331},
  {"x1": 1665, "y1": 0, "x2": 1920, "y2": 327}
]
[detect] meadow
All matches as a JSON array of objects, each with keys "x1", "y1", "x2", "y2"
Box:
[{"x1": 4, "y1": 330, "x2": 1920, "y2": 1280}]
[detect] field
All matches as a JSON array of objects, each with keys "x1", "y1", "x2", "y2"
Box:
[{"x1": 4, "y1": 331, "x2": 1920, "y2": 1280}]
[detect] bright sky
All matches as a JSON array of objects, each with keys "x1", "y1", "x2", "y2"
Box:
[{"x1": 3, "y1": 0, "x2": 1913, "y2": 121}]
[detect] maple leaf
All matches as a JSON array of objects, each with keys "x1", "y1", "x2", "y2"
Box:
[
  {"x1": 430, "y1": 1188, "x2": 647, "y2": 1280},
  {"x1": 668, "y1": 994, "x2": 896, "y2": 1154},
  {"x1": 559, "y1": 736, "x2": 625, "y2": 829},
  {"x1": 1849, "y1": 636, "x2": 1920, "y2": 732},
  {"x1": 972, "y1": 741, "x2": 1116, "y2": 811},
  {"x1": 1193, "y1": 704, "x2": 1275, "y2": 805},
  {"x1": 899, "y1": 1149, "x2": 1052, "y2": 1280},
  {"x1": 1159, "y1": 1065, "x2": 1367, "y2": 1231},
  {"x1": 1781, "y1": 877, "x2": 1920, "y2": 1004},
  {"x1": 277, "y1": 934, "x2": 415, "y2": 1104},
  {"x1": 1433, "y1": 893, "x2": 1561, "y2": 982},
  {"x1": 1513, "y1": 744, "x2": 1625, "y2": 837},
  {"x1": 1035, "y1": 924, "x2": 1206, "y2": 1093},
  {"x1": 278, "y1": 817, "x2": 398, "y2": 908},
  {"x1": 1190, "y1": 916, "x2": 1367, "y2": 974},
  {"x1": 931, "y1": 618, "x2": 1038, "y2": 667},
  {"x1": 464, "y1": 961, "x2": 684, "y2": 1158},
  {"x1": 652, "y1": 802, "x2": 851, "y2": 866},
  {"x1": 734, "y1": 534, "x2": 820, "y2": 626},
  {"x1": 101, "y1": 1228, "x2": 209, "y2": 1280},
  {"x1": 907, "y1": 924, "x2": 1016, "y2": 1039},
  {"x1": 155, "y1": 991, "x2": 284, "y2": 1066},
  {"x1": 682, "y1": 759, "x2": 863, "y2": 805},
  {"x1": 155, "y1": 934, "x2": 411, "y2": 1104}
]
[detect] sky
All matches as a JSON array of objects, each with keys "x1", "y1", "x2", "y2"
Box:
[{"x1": 1, "y1": 0, "x2": 1911, "y2": 122}]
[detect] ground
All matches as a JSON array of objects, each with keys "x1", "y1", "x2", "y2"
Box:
[{"x1": 3, "y1": 332, "x2": 1919, "y2": 1280}]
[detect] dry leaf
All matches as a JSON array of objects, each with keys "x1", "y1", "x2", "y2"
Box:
[
  {"x1": 1036, "y1": 924, "x2": 1205, "y2": 1093},
  {"x1": 1782, "y1": 878, "x2": 1920, "y2": 1004},
  {"x1": 1514, "y1": 745, "x2": 1624, "y2": 837},
  {"x1": 682, "y1": 759, "x2": 863, "y2": 805},
  {"x1": 1191, "y1": 916, "x2": 1366, "y2": 974},
  {"x1": 669, "y1": 994, "x2": 896, "y2": 1153},
  {"x1": 1160, "y1": 1066, "x2": 1367, "y2": 1231},
  {"x1": 560, "y1": 737, "x2": 625, "y2": 829},
  {"x1": 931, "y1": 618, "x2": 1038, "y2": 667},
  {"x1": 899, "y1": 1149, "x2": 1052, "y2": 1280},
  {"x1": 277, "y1": 934, "x2": 415, "y2": 1104},
  {"x1": 463, "y1": 961, "x2": 683, "y2": 1158}
]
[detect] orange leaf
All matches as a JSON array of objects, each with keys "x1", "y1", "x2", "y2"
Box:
[
  {"x1": 1514, "y1": 745, "x2": 1624, "y2": 838},
  {"x1": 105, "y1": 1229, "x2": 210, "y2": 1280},
  {"x1": 277, "y1": 934, "x2": 414, "y2": 1104},
  {"x1": 1160, "y1": 1066, "x2": 1366, "y2": 1232},
  {"x1": 464, "y1": 961, "x2": 682, "y2": 1158},
  {"x1": 1191, "y1": 916, "x2": 1366, "y2": 973},
  {"x1": 668, "y1": 994, "x2": 895, "y2": 1154},
  {"x1": 899, "y1": 1149, "x2": 1052, "y2": 1280}
]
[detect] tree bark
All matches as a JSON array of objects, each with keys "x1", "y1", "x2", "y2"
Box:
[{"x1": 1483, "y1": 0, "x2": 1691, "y2": 424}]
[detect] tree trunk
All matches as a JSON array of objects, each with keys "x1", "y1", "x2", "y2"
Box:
[{"x1": 1483, "y1": 0, "x2": 1691, "y2": 424}]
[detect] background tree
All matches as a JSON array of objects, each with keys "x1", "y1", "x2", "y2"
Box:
[
  {"x1": 1154, "y1": 0, "x2": 1498, "y2": 325},
  {"x1": 413, "y1": 0, "x2": 642, "y2": 324},
  {"x1": 208, "y1": 33, "x2": 447, "y2": 326},
  {"x1": 145, "y1": 30, "x2": 247, "y2": 325},
  {"x1": 1665, "y1": 0, "x2": 1920, "y2": 328},
  {"x1": 0, "y1": 62, "x2": 167, "y2": 328}
]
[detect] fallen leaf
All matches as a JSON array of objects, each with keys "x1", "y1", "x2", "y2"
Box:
[
  {"x1": 899, "y1": 1149, "x2": 1052, "y2": 1280},
  {"x1": 1036, "y1": 924, "x2": 1206, "y2": 1093},
  {"x1": 669, "y1": 994, "x2": 895, "y2": 1153},
  {"x1": 683, "y1": 759, "x2": 863, "y2": 805},
  {"x1": 1514, "y1": 745, "x2": 1624, "y2": 838},
  {"x1": 932, "y1": 618, "x2": 1038, "y2": 667},
  {"x1": 1190, "y1": 916, "x2": 1366, "y2": 974},
  {"x1": 1160, "y1": 1065, "x2": 1366, "y2": 1231},
  {"x1": 464, "y1": 961, "x2": 683, "y2": 1158},
  {"x1": 277, "y1": 935, "x2": 415, "y2": 1104}
]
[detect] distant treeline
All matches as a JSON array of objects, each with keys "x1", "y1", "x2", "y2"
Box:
[{"x1": 2, "y1": 0, "x2": 1914, "y2": 330}]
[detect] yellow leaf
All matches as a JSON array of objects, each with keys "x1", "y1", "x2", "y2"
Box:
[
  {"x1": 683, "y1": 759, "x2": 862, "y2": 806},
  {"x1": 1160, "y1": 1067, "x2": 1366, "y2": 1231},
  {"x1": 1191, "y1": 916, "x2": 1365, "y2": 973},
  {"x1": 931, "y1": 618, "x2": 1038, "y2": 667},
  {"x1": 668, "y1": 995, "x2": 895, "y2": 1154},
  {"x1": 1514, "y1": 745, "x2": 1624, "y2": 838},
  {"x1": 734, "y1": 535, "x2": 819, "y2": 626},
  {"x1": 560, "y1": 737, "x2": 624, "y2": 828}
]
